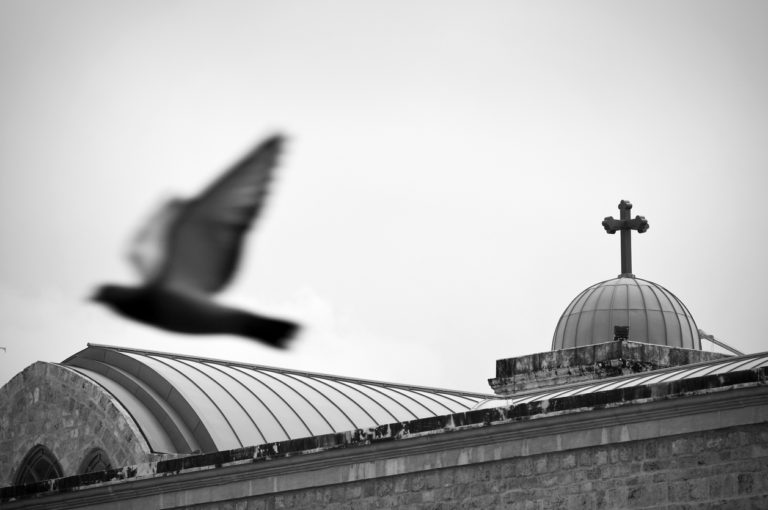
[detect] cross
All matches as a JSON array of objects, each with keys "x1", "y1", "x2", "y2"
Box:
[{"x1": 602, "y1": 200, "x2": 649, "y2": 278}]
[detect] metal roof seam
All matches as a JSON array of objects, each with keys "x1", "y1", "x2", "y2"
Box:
[
  {"x1": 552, "y1": 289, "x2": 589, "y2": 350},
  {"x1": 226, "y1": 365, "x2": 313, "y2": 438},
  {"x1": 710, "y1": 357, "x2": 762, "y2": 375},
  {"x1": 200, "y1": 362, "x2": 288, "y2": 442},
  {"x1": 589, "y1": 285, "x2": 609, "y2": 346},
  {"x1": 330, "y1": 379, "x2": 400, "y2": 424},
  {"x1": 428, "y1": 392, "x2": 479, "y2": 410},
  {"x1": 84, "y1": 350, "x2": 207, "y2": 452},
  {"x1": 606, "y1": 281, "x2": 618, "y2": 347},
  {"x1": 279, "y1": 372, "x2": 359, "y2": 431},
  {"x1": 632, "y1": 278, "x2": 650, "y2": 344},
  {"x1": 73, "y1": 359, "x2": 196, "y2": 453},
  {"x1": 187, "y1": 360, "x2": 268, "y2": 446},
  {"x1": 148, "y1": 355, "x2": 244, "y2": 450},
  {"x1": 410, "y1": 390, "x2": 462, "y2": 415},
  {"x1": 357, "y1": 384, "x2": 421, "y2": 421},
  {"x1": 304, "y1": 375, "x2": 383, "y2": 428},
  {"x1": 644, "y1": 280, "x2": 669, "y2": 347},
  {"x1": 257, "y1": 369, "x2": 336, "y2": 435},
  {"x1": 740, "y1": 355, "x2": 768, "y2": 371},
  {"x1": 381, "y1": 386, "x2": 439, "y2": 417},
  {"x1": 571, "y1": 283, "x2": 600, "y2": 348},
  {"x1": 658, "y1": 280, "x2": 698, "y2": 349}
]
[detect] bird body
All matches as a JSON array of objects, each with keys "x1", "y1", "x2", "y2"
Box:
[
  {"x1": 93, "y1": 285, "x2": 297, "y2": 346},
  {"x1": 92, "y1": 135, "x2": 299, "y2": 347}
]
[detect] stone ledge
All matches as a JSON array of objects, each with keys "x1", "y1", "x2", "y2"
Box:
[{"x1": 489, "y1": 341, "x2": 730, "y2": 395}]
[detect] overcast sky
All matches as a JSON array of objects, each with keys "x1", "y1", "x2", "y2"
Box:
[{"x1": 1, "y1": 0, "x2": 766, "y2": 393}]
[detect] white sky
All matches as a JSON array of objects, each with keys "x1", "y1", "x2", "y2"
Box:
[{"x1": 1, "y1": 0, "x2": 766, "y2": 393}]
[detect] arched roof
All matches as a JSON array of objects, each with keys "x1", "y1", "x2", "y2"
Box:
[
  {"x1": 551, "y1": 277, "x2": 700, "y2": 351},
  {"x1": 62, "y1": 344, "x2": 493, "y2": 455}
]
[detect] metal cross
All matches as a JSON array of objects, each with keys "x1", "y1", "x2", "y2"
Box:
[{"x1": 602, "y1": 200, "x2": 649, "y2": 278}]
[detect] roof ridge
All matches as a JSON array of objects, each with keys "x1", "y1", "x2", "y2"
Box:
[{"x1": 78, "y1": 343, "x2": 496, "y2": 398}]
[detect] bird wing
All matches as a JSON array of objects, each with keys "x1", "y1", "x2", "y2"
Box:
[
  {"x1": 128, "y1": 198, "x2": 185, "y2": 282},
  {"x1": 153, "y1": 135, "x2": 285, "y2": 294}
]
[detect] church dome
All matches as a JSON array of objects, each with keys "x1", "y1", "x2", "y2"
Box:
[{"x1": 551, "y1": 276, "x2": 700, "y2": 350}]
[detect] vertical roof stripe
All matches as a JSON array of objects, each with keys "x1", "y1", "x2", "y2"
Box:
[
  {"x1": 279, "y1": 372, "x2": 358, "y2": 430},
  {"x1": 227, "y1": 365, "x2": 314, "y2": 438},
  {"x1": 62, "y1": 344, "x2": 496, "y2": 453},
  {"x1": 148, "y1": 356, "x2": 244, "y2": 449},
  {"x1": 329, "y1": 379, "x2": 401, "y2": 423},
  {"x1": 305, "y1": 375, "x2": 382, "y2": 427}
]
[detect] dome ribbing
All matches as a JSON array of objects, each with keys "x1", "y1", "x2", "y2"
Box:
[{"x1": 551, "y1": 276, "x2": 700, "y2": 350}]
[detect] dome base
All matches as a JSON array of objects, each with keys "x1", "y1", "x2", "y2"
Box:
[{"x1": 489, "y1": 340, "x2": 730, "y2": 396}]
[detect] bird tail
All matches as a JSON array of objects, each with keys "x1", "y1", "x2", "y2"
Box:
[{"x1": 241, "y1": 314, "x2": 299, "y2": 348}]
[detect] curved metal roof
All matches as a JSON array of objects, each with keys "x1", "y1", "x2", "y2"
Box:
[
  {"x1": 473, "y1": 350, "x2": 768, "y2": 410},
  {"x1": 62, "y1": 344, "x2": 493, "y2": 455},
  {"x1": 552, "y1": 276, "x2": 700, "y2": 351}
]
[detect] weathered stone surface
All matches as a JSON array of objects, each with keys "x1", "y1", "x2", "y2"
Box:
[
  {"x1": 489, "y1": 340, "x2": 730, "y2": 394},
  {"x1": 0, "y1": 362, "x2": 158, "y2": 486},
  {"x1": 177, "y1": 423, "x2": 766, "y2": 510}
]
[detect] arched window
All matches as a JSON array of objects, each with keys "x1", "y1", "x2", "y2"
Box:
[
  {"x1": 78, "y1": 448, "x2": 113, "y2": 474},
  {"x1": 13, "y1": 445, "x2": 63, "y2": 485}
]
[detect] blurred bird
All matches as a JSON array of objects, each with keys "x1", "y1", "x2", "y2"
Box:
[{"x1": 92, "y1": 135, "x2": 299, "y2": 347}]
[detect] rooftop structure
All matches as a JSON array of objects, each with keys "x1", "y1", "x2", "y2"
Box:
[
  {"x1": 63, "y1": 344, "x2": 493, "y2": 455},
  {"x1": 551, "y1": 278, "x2": 700, "y2": 350},
  {"x1": 552, "y1": 200, "x2": 701, "y2": 351}
]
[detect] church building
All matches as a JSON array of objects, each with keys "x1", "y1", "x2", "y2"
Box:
[{"x1": 2, "y1": 201, "x2": 766, "y2": 509}]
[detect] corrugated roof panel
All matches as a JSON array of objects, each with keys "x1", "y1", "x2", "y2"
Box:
[
  {"x1": 242, "y1": 369, "x2": 336, "y2": 437},
  {"x1": 117, "y1": 352, "x2": 215, "y2": 450},
  {"x1": 224, "y1": 365, "x2": 311, "y2": 439},
  {"x1": 709, "y1": 357, "x2": 762, "y2": 375},
  {"x1": 346, "y1": 383, "x2": 421, "y2": 422},
  {"x1": 275, "y1": 372, "x2": 361, "y2": 431},
  {"x1": 177, "y1": 360, "x2": 265, "y2": 447},
  {"x1": 365, "y1": 385, "x2": 433, "y2": 418},
  {"x1": 62, "y1": 344, "x2": 494, "y2": 454},
  {"x1": 147, "y1": 356, "x2": 242, "y2": 450},
  {"x1": 472, "y1": 351, "x2": 768, "y2": 411},
  {"x1": 204, "y1": 363, "x2": 288, "y2": 443},
  {"x1": 408, "y1": 390, "x2": 459, "y2": 415},
  {"x1": 304, "y1": 377, "x2": 387, "y2": 427},
  {"x1": 626, "y1": 368, "x2": 685, "y2": 387},
  {"x1": 737, "y1": 355, "x2": 768, "y2": 371},
  {"x1": 428, "y1": 391, "x2": 481, "y2": 411},
  {"x1": 569, "y1": 380, "x2": 621, "y2": 396}
]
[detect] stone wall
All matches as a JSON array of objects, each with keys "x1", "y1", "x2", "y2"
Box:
[
  {"x1": 2, "y1": 357, "x2": 765, "y2": 509},
  {"x1": 489, "y1": 341, "x2": 729, "y2": 394},
  {"x1": 186, "y1": 423, "x2": 767, "y2": 510},
  {"x1": 0, "y1": 362, "x2": 153, "y2": 485}
]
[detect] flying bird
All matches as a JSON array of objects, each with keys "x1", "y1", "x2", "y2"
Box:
[{"x1": 92, "y1": 135, "x2": 299, "y2": 347}]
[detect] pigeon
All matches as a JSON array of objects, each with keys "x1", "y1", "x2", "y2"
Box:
[{"x1": 91, "y1": 135, "x2": 299, "y2": 347}]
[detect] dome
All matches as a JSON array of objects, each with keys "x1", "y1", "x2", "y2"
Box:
[{"x1": 551, "y1": 276, "x2": 700, "y2": 351}]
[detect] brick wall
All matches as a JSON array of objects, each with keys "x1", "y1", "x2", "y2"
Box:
[
  {"x1": 0, "y1": 362, "x2": 153, "y2": 485},
  {"x1": 186, "y1": 423, "x2": 767, "y2": 510}
]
